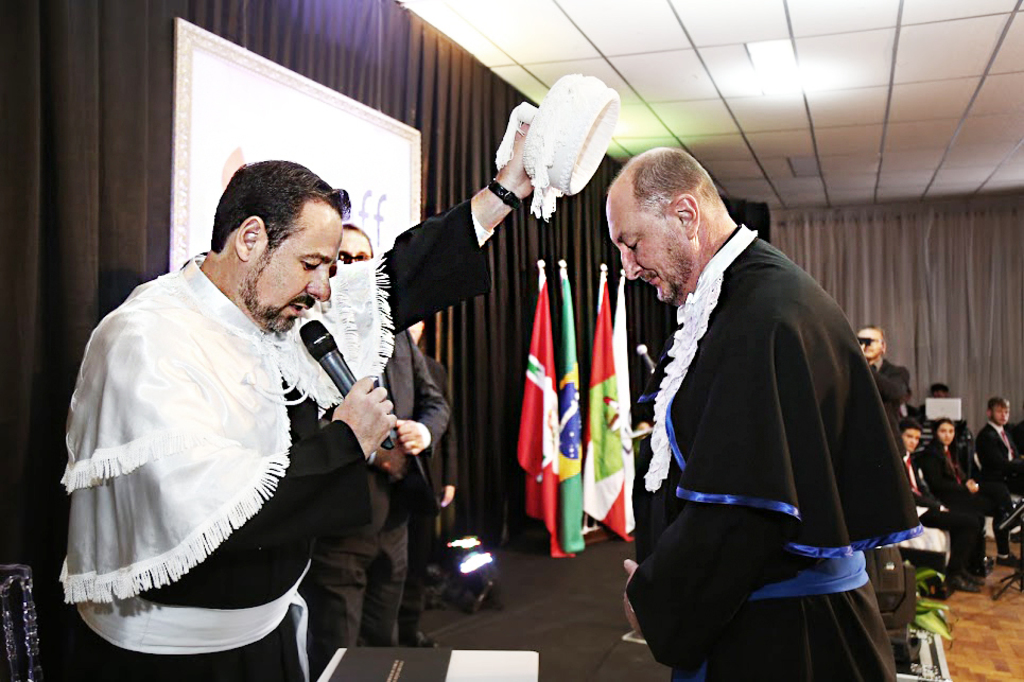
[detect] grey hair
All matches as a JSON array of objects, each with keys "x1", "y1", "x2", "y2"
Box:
[{"x1": 616, "y1": 147, "x2": 723, "y2": 214}]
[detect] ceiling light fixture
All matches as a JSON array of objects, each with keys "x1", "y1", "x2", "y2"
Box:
[{"x1": 746, "y1": 39, "x2": 802, "y2": 96}]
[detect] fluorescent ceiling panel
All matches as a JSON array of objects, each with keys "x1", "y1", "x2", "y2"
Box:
[
  {"x1": 669, "y1": 0, "x2": 788, "y2": 47},
  {"x1": 652, "y1": 99, "x2": 739, "y2": 136},
  {"x1": 806, "y1": 87, "x2": 889, "y2": 128},
  {"x1": 525, "y1": 58, "x2": 639, "y2": 104},
  {"x1": 727, "y1": 93, "x2": 808, "y2": 132},
  {"x1": 894, "y1": 15, "x2": 1007, "y2": 83},
  {"x1": 610, "y1": 50, "x2": 717, "y2": 102},
  {"x1": 786, "y1": 0, "x2": 900, "y2": 37},
  {"x1": 491, "y1": 65, "x2": 549, "y2": 103},
  {"x1": 698, "y1": 45, "x2": 762, "y2": 98},
  {"x1": 901, "y1": 0, "x2": 1018, "y2": 25},
  {"x1": 746, "y1": 129, "x2": 814, "y2": 158},
  {"x1": 445, "y1": 0, "x2": 598, "y2": 63},
  {"x1": 795, "y1": 29, "x2": 896, "y2": 92},
  {"x1": 972, "y1": 72, "x2": 1024, "y2": 115},
  {"x1": 888, "y1": 78, "x2": 979, "y2": 122},
  {"x1": 556, "y1": 0, "x2": 691, "y2": 55},
  {"x1": 402, "y1": 1, "x2": 514, "y2": 66}
]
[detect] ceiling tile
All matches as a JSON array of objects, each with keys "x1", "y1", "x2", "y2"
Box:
[
  {"x1": 679, "y1": 134, "x2": 753, "y2": 161},
  {"x1": 825, "y1": 174, "x2": 878, "y2": 190},
  {"x1": 888, "y1": 78, "x2": 979, "y2": 122},
  {"x1": 876, "y1": 187, "x2": 927, "y2": 202},
  {"x1": 705, "y1": 158, "x2": 764, "y2": 180},
  {"x1": 405, "y1": 1, "x2": 513, "y2": 66},
  {"x1": 727, "y1": 94, "x2": 808, "y2": 132},
  {"x1": 894, "y1": 15, "x2": 1007, "y2": 83},
  {"x1": 879, "y1": 169, "x2": 937, "y2": 184},
  {"x1": 819, "y1": 155, "x2": 881, "y2": 174},
  {"x1": 774, "y1": 177, "x2": 827, "y2": 193},
  {"x1": 491, "y1": 65, "x2": 549, "y2": 103},
  {"x1": 806, "y1": 87, "x2": 889, "y2": 128},
  {"x1": 614, "y1": 137, "x2": 681, "y2": 155},
  {"x1": 722, "y1": 178, "x2": 777, "y2": 202},
  {"x1": 902, "y1": 0, "x2": 1018, "y2": 25},
  {"x1": 699, "y1": 45, "x2": 762, "y2": 98},
  {"x1": 982, "y1": 177, "x2": 1024, "y2": 192},
  {"x1": 815, "y1": 125, "x2": 884, "y2": 156},
  {"x1": 446, "y1": 0, "x2": 599, "y2": 63},
  {"x1": 787, "y1": 0, "x2": 900, "y2": 37},
  {"x1": 614, "y1": 103, "x2": 674, "y2": 137},
  {"x1": 797, "y1": 29, "x2": 896, "y2": 92},
  {"x1": 1004, "y1": 143, "x2": 1024, "y2": 168},
  {"x1": 759, "y1": 156, "x2": 793, "y2": 180},
  {"x1": 607, "y1": 139, "x2": 633, "y2": 159},
  {"x1": 784, "y1": 192, "x2": 829, "y2": 207},
  {"x1": 988, "y1": 164, "x2": 1024, "y2": 182},
  {"x1": 653, "y1": 100, "x2": 739, "y2": 136},
  {"x1": 879, "y1": 148, "x2": 946, "y2": 172},
  {"x1": 747, "y1": 129, "x2": 814, "y2": 158},
  {"x1": 926, "y1": 181, "x2": 983, "y2": 197},
  {"x1": 525, "y1": 59, "x2": 639, "y2": 104},
  {"x1": 669, "y1": 0, "x2": 788, "y2": 47},
  {"x1": 610, "y1": 50, "x2": 718, "y2": 102},
  {"x1": 934, "y1": 166, "x2": 995, "y2": 183},
  {"x1": 956, "y1": 113, "x2": 1024, "y2": 145},
  {"x1": 556, "y1": 0, "x2": 691, "y2": 56},
  {"x1": 972, "y1": 72, "x2": 1024, "y2": 115},
  {"x1": 883, "y1": 119, "x2": 959, "y2": 150},
  {"x1": 943, "y1": 142, "x2": 1017, "y2": 168},
  {"x1": 991, "y1": 12, "x2": 1024, "y2": 74},
  {"x1": 829, "y1": 189, "x2": 878, "y2": 206}
]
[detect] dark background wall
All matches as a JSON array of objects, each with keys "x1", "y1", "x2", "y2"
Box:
[{"x1": 0, "y1": 0, "x2": 766, "y2": 674}]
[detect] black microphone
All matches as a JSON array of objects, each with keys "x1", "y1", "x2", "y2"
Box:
[
  {"x1": 301, "y1": 320, "x2": 396, "y2": 450},
  {"x1": 636, "y1": 343, "x2": 656, "y2": 374}
]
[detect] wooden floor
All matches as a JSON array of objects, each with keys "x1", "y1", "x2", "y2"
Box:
[{"x1": 941, "y1": 539, "x2": 1024, "y2": 682}]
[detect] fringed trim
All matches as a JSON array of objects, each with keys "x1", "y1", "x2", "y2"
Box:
[
  {"x1": 61, "y1": 452, "x2": 291, "y2": 604},
  {"x1": 61, "y1": 431, "x2": 235, "y2": 493},
  {"x1": 373, "y1": 258, "x2": 395, "y2": 376},
  {"x1": 495, "y1": 102, "x2": 537, "y2": 171}
]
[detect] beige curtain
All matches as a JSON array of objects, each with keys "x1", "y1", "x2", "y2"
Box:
[{"x1": 774, "y1": 196, "x2": 1024, "y2": 433}]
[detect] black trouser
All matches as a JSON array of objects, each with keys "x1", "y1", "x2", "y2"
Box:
[
  {"x1": 398, "y1": 511, "x2": 435, "y2": 644},
  {"x1": 942, "y1": 481, "x2": 1016, "y2": 555},
  {"x1": 919, "y1": 507, "x2": 985, "y2": 574},
  {"x1": 301, "y1": 522, "x2": 408, "y2": 679}
]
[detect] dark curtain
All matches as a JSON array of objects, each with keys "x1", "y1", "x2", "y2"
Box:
[
  {"x1": 723, "y1": 196, "x2": 771, "y2": 243},
  {"x1": 0, "y1": 0, "x2": 675, "y2": 674}
]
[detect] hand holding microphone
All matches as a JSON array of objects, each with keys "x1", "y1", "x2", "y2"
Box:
[{"x1": 301, "y1": 321, "x2": 398, "y2": 457}]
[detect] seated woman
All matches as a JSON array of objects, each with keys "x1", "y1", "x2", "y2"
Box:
[{"x1": 917, "y1": 417, "x2": 1019, "y2": 567}]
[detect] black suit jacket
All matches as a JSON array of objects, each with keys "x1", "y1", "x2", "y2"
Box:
[
  {"x1": 975, "y1": 423, "x2": 1024, "y2": 482},
  {"x1": 872, "y1": 359, "x2": 910, "y2": 438},
  {"x1": 916, "y1": 442, "x2": 969, "y2": 504},
  {"x1": 422, "y1": 354, "x2": 457, "y2": 492}
]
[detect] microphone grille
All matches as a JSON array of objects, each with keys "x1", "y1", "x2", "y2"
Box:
[
  {"x1": 299, "y1": 320, "x2": 337, "y2": 361},
  {"x1": 636, "y1": 343, "x2": 647, "y2": 355}
]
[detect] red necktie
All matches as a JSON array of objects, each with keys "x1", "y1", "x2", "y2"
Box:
[
  {"x1": 1001, "y1": 429, "x2": 1015, "y2": 460},
  {"x1": 945, "y1": 448, "x2": 962, "y2": 484},
  {"x1": 905, "y1": 457, "x2": 920, "y2": 494}
]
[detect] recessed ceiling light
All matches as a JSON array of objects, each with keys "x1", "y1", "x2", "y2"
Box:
[{"x1": 746, "y1": 39, "x2": 801, "y2": 96}]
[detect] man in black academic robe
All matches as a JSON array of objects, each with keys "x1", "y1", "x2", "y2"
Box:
[
  {"x1": 607, "y1": 148, "x2": 921, "y2": 681},
  {"x1": 68, "y1": 144, "x2": 532, "y2": 681}
]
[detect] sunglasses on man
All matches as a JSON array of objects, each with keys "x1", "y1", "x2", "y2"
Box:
[{"x1": 857, "y1": 337, "x2": 879, "y2": 347}]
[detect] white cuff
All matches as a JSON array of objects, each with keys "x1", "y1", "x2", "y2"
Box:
[
  {"x1": 414, "y1": 422, "x2": 433, "y2": 449},
  {"x1": 471, "y1": 210, "x2": 495, "y2": 246}
]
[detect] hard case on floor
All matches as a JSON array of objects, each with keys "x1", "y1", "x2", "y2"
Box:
[{"x1": 896, "y1": 630, "x2": 952, "y2": 682}]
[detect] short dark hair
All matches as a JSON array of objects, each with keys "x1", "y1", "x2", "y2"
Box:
[
  {"x1": 859, "y1": 324, "x2": 885, "y2": 338},
  {"x1": 929, "y1": 383, "x2": 949, "y2": 395},
  {"x1": 988, "y1": 396, "x2": 1010, "y2": 410},
  {"x1": 899, "y1": 418, "x2": 922, "y2": 434},
  {"x1": 210, "y1": 160, "x2": 351, "y2": 253},
  {"x1": 933, "y1": 417, "x2": 954, "y2": 430},
  {"x1": 342, "y1": 223, "x2": 374, "y2": 258}
]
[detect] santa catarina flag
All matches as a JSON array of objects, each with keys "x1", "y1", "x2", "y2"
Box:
[
  {"x1": 583, "y1": 265, "x2": 630, "y2": 539},
  {"x1": 556, "y1": 260, "x2": 585, "y2": 554},
  {"x1": 516, "y1": 261, "x2": 570, "y2": 557}
]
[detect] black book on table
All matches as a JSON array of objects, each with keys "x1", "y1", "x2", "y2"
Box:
[{"x1": 326, "y1": 648, "x2": 453, "y2": 682}]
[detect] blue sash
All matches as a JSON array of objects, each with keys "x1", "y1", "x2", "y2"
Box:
[{"x1": 671, "y1": 552, "x2": 868, "y2": 681}]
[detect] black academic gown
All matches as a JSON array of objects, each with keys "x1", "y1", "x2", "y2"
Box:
[
  {"x1": 70, "y1": 202, "x2": 490, "y2": 682},
  {"x1": 628, "y1": 237, "x2": 920, "y2": 681}
]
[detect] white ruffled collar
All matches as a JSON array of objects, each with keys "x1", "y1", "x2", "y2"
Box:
[{"x1": 646, "y1": 226, "x2": 758, "y2": 492}]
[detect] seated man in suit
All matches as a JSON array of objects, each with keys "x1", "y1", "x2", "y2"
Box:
[
  {"x1": 917, "y1": 417, "x2": 1018, "y2": 567},
  {"x1": 900, "y1": 419, "x2": 987, "y2": 592},
  {"x1": 976, "y1": 396, "x2": 1024, "y2": 496},
  {"x1": 301, "y1": 225, "x2": 450, "y2": 678},
  {"x1": 1010, "y1": 401, "x2": 1024, "y2": 469},
  {"x1": 857, "y1": 325, "x2": 910, "y2": 440}
]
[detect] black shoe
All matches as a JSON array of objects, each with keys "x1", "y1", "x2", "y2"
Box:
[
  {"x1": 968, "y1": 556, "x2": 994, "y2": 578},
  {"x1": 947, "y1": 573, "x2": 982, "y2": 593},
  {"x1": 996, "y1": 552, "x2": 1021, "y2": 568},
  {"x1": 961, "y1": 571, "x2": 985, "y2": 586}
]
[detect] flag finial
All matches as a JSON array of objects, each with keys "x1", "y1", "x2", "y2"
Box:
[
  {"x1": 558, "y1": 259, "x2": 568, "y2": 269},
  {"x1": 537, "y1": 259, "x2": 546, "y2": 270},
  {"x1": 599, "y1": 263, "x2": 608, "y2": 273}
]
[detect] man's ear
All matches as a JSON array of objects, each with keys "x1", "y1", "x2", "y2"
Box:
[
  {"x1": 669, "y1": 193, "x2": 700, "y2": 239},
  {"x1": 233, "y1": 216, "x2": 267, "y2": 263}
]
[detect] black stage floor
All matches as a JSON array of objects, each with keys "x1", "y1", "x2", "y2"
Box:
[{"x1": 420, "y1": 526, "x2": 670, "y2": 681}]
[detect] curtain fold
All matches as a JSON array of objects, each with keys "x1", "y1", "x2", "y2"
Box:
[
  {"x1": 1, "y1": 1, "x2": 678, "y2": 670},
  {"x1": 774, "y1": 197, "x2": 1024, "y2": 433}
]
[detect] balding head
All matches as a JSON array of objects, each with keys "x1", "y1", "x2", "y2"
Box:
[{"x1": 615, "y1": 147, "x2": 725, "y2": 218}]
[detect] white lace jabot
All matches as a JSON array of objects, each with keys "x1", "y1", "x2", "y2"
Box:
[{"x1": 646, "y1": 226, "x2": 758, "y2": 493}]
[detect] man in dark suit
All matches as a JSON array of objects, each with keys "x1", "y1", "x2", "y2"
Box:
[
  {"x1": 976, "y1": 396, "x2": 1024, "y2": 496},
  {"x1": 900, "y1": 420, "x2": 986, "y2": 592},
  {"x1": 301, "y1": 226, "x2": 450, "y2": 678},
  {"x1": 857, "y1": 325, "x2": 911, "y2": 440},
  {"x1": 397, "y1": 320, "x2": 459, "y2": 647}
]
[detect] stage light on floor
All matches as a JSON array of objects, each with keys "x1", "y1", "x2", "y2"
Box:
[
  {"x1": 447, "y1": 536, "x2": 482, "y2": 550},
  {"x1": 458, "y1": 551, "x2": 493, "y2": 574},
  {"x1": 441, "y1": 538, "x2": 502, "y2": 613}
]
